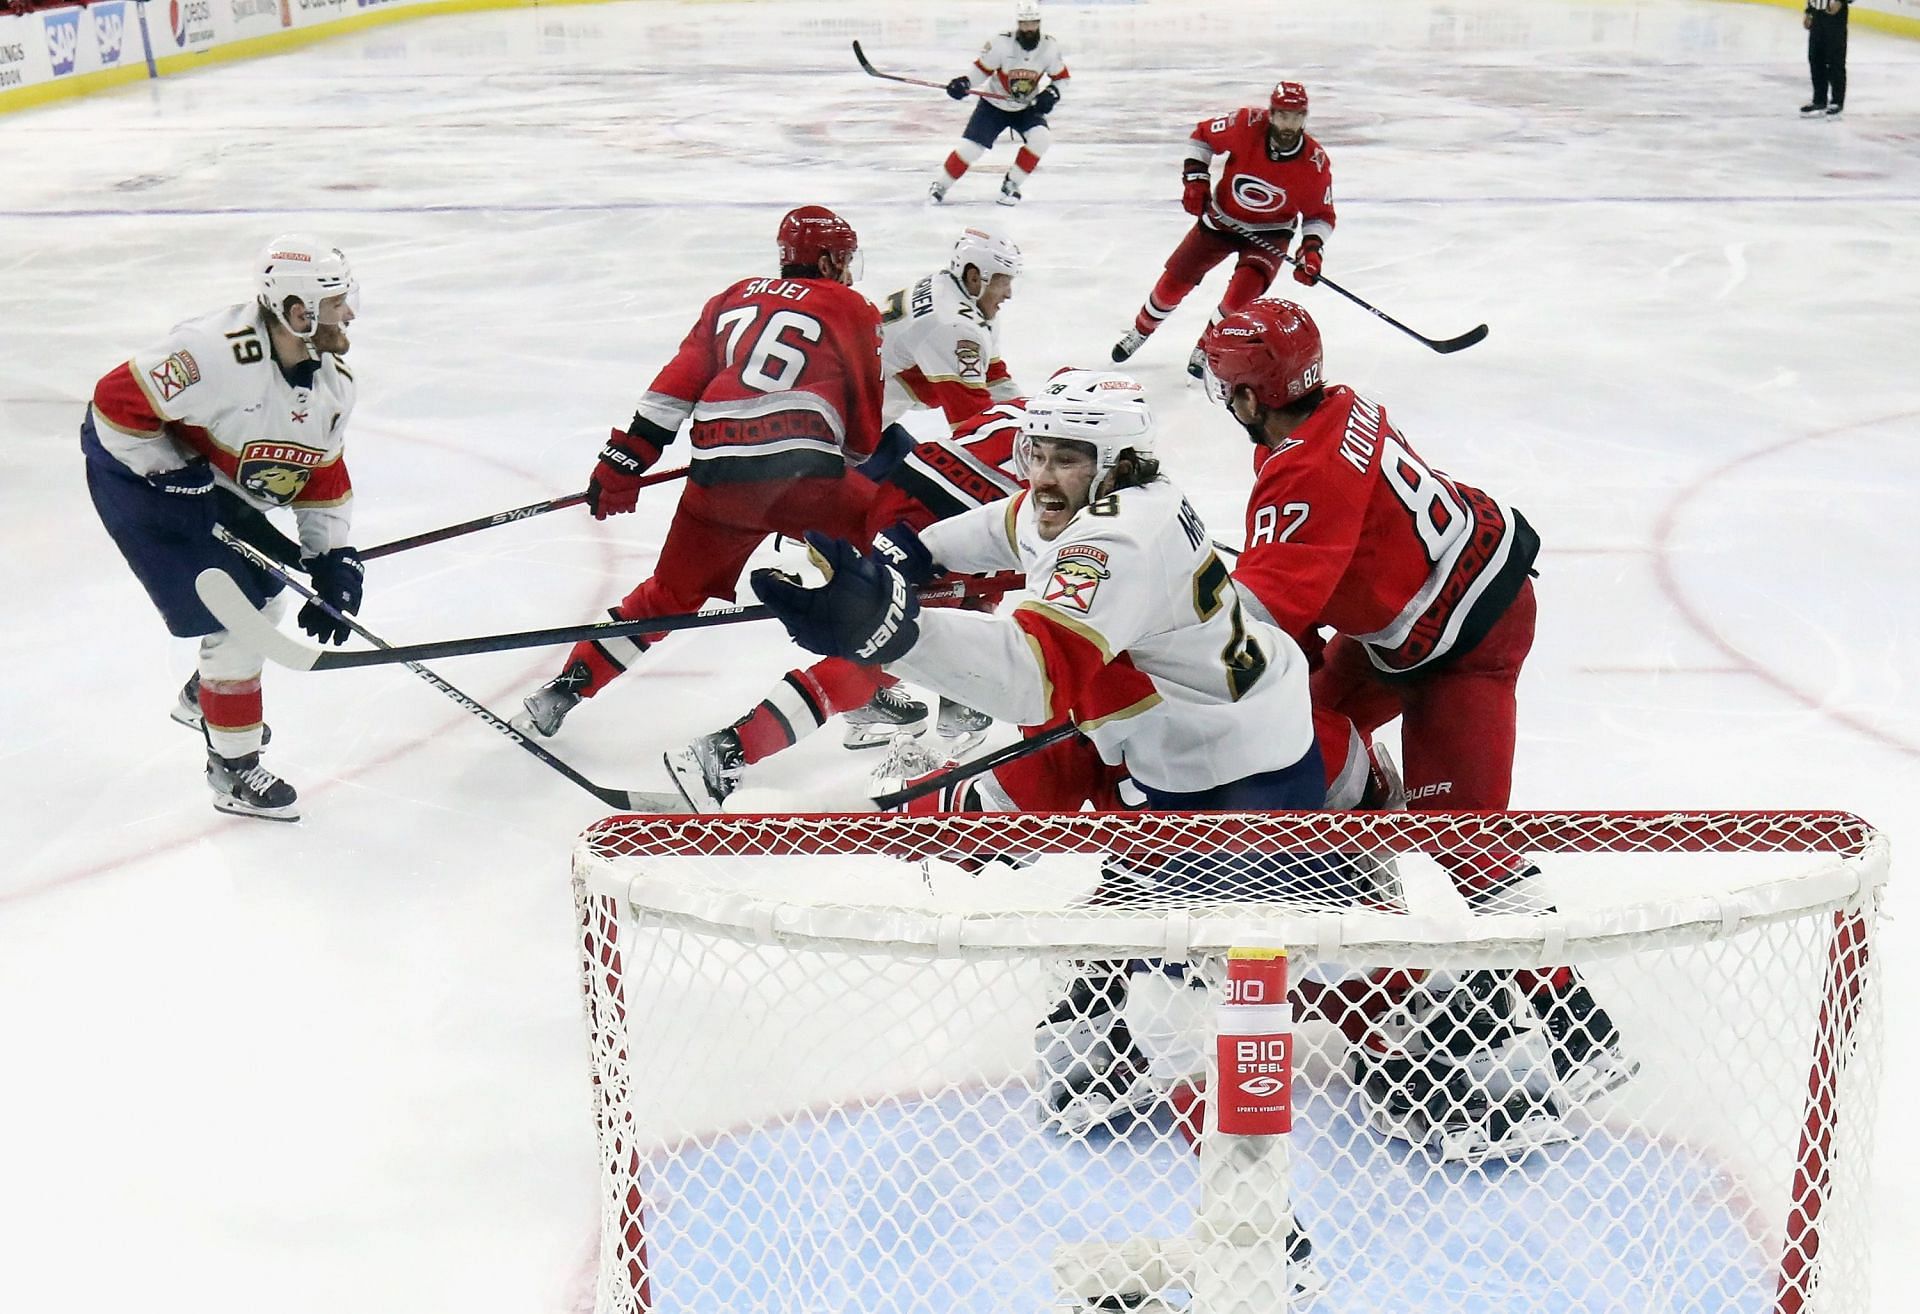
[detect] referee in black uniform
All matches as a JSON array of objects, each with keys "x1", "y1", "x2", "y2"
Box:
[{"x1": 1802, "y1": 0, "x2": 1851, "y2": 117}]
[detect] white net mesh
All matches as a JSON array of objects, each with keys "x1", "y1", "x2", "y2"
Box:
[{"x1": 571, "y1": 810, "x2": 1886, "y2": 1314}]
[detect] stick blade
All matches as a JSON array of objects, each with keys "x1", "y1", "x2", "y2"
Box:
[
  {"x1": 193, "y1": 568, "x2": 324, "y2": 671},
  {"x1": 851, "y1": 39, "x2": 876, "y2": 75},
  {"x1": 1430, "y1": 323, "x2": 1490, "y2": 354}
]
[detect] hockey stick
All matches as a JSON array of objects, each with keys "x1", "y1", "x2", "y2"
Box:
[
  {"x1": 193, "y1": 570, "x2": 1021, "y2": 673},
  {"x1": 362, "y1": 467, "x2": 689, "y2": 561},
  {"x1": 1215, "y1": 216, "x2": 1488, "y2": 355},
  {"x1": 851, "y1": 40, "x2": 1017, "y2": 103},
  {"x1": 213, "y1": 529, "x2": 683, "y2": 812},
  {"x1": 871, "y1": 721, "x2": 1079, "y2": 809}
]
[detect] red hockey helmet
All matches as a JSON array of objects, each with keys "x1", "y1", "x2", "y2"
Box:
[
  {"x1": 1203, "y1": 299, "x2": 1325, "y2": 409},
  {"x1": 1270, "y1": 80, "x2": 1309, "y2": 116},
  {"x1": 777, "y1": 205, "x2": 858, "y2": 270}
]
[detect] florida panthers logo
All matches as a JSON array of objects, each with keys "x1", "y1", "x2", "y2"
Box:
[
  {"x1": 1006, "y1": 69, "x2": 1041, "y2": 98},
  {"x1": 1230, "y1": 176, "x2": 1289, "y2": 215},
  {"x1": 237, "y1": 440, "x2": 326, "y2": 505},
  {"x1": 1042, "y1": 545, "x2": 1110, "y2": 614}
]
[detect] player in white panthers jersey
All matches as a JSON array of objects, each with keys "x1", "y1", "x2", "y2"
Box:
[
  {"x1": 753, "y1": 368, "x2": 1321, "y2": 809},
  {"x1": 880, "y1": 226, "x2": 1023, "y2": 428},
  {"x1": 932, "y1": 0, "x2": 1072, "y2": 206},
  {"x1": 84, "y1": 235, "x2": 365, "y2": 821}
]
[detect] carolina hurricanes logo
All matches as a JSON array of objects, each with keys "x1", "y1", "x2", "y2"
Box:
[{"x1": 1230, "y1": 176, "x2": 1290, "y2": 214}]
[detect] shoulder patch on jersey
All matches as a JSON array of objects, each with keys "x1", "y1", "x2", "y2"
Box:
[
  {"x1": 149, "y1": 350, "x2": 201, "y2": 401},
  {"x1": 954, "y1": 339, "x2": 984, "y2": 379},
  {"x1": 1042, "y1": 543, "x2": 1111, "y2": 614}
]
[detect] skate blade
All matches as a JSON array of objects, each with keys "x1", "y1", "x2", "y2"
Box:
[
  {"x1": 1435, "y1": 1111, "x2": 1576, "y2": 1166},
  {"x1": 211, "y1": 795, "x2": 301, "y2": 823},
  {"x1": 661, "y1": 748, "x2": 719, "y2": 814},
  {"x1": 842, "y1": 716, "x2": 929, "y2": 750}
]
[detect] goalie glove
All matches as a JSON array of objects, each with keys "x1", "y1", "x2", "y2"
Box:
[
  {"x1": 587, "y1": 423, "x2": 664, "y2": 520},
  {"x1": 750, "y1": 533, "x2": 921, "y2": 664}
]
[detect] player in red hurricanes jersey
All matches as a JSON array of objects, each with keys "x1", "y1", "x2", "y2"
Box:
[
  {"x1": 1202, "y1": 299, "x2": 1639, "y2": 1126},
  {"x1": 663, "y1": 400, "x2": 1029, "y2": 809},
  {"x1": 515, "y1": 206, "x2": 886, "y2": 739},
  {"x1": 1112, "y1": 81, "x2": 1335, "y2": 379}
]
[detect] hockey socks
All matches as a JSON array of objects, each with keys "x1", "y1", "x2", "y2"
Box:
[{"x1": 735, "y1": 659, "x2": 890, "y2": 765}]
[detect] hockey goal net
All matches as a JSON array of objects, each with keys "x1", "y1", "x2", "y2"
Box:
[{"x1": 571, "y1": 810, "x2": 1886, "y2": 1314}]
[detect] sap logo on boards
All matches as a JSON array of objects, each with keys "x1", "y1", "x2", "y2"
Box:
[
  {"x1": 42, "y1": 8, "x2": 81, "y2": 77},
  {"x1": 92, "y1": 1, "x2": 128, "y2": 64}
]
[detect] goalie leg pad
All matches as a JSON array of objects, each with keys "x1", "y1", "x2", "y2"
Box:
[{"x1": 1036, "y1": 967, "x2": 1161, "y2": 1136}]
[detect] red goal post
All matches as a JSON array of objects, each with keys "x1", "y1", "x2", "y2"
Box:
[{"x1": 571, "y1": 809, "x2": 1887, "y2": 1314}]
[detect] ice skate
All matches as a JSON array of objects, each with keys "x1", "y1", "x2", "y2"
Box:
[
  {"x1": 1350, "y1": 970, "x2": 1574, "y2": 1164},
  {"x1": 935, "y1": 697, "x2": 991, "y2": 756},
  {"x1": 928, "y1": 178, "x2": 949, "y2": 204},
  {"x1": 1529, "y1": 976, "x2": 1639, "y2": 1100},
  {"x1": 867, "y1": 730, "x2": 956, "y2": 799},
  {"x1": 663, "y1": 727, "x2": 744, "y2": 813},
  {"x1": 1186, "y1": 343, "x2": 1208, "y2": 379},
  {"x1": 997, "y1": 176, "x2": 1022, "y2": 207},
  {"x1": 206, "y1": 748, "x2": 299, "y2": 822},
  {"x1": 841, "y1": 684, "x2": 929, "y2": 749},
  {"x1": 1800, "y1": 102, "x2": 1825, "y2": 116},
  {"x1": 1110, "y1": 328, "x2": 1147, "y2": 363},
  {"x1": 513, "y1": 666, "x2": 589, "y2": 738},
  {"x1": 1036, "y1": 971, "x2": 1163, "y2": 1136},
  {"x1": 172, "y1": 674, "x2": 269, "y2": 746}
]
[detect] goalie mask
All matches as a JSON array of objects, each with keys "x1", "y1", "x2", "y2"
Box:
[
  {"x1": 257, "y1": 234, "x2": 358, "y2": 357},
  {"x1": 1018, "y1": 368, "x2": 1156, "y2": 489}
]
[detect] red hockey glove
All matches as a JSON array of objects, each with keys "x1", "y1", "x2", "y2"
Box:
[
  {"x1": 1181, "y1": 174, "x2": 1210, "y2": 217},
  {"x1": 1292, "y1": 236, "x2": 1325, "y2": 286},
  {"x1": 588, "y1": 426, "x2": 663, "y2": 520}
]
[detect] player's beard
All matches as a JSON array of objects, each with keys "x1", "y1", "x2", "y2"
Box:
[
  {"x1": 312, "y1": 324, "x2": 351, "y2": 356},
  {"x1": 1016, "y1": 29, "x2": 1039, "y2": 51}
]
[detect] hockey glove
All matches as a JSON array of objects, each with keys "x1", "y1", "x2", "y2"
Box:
[
  {"x1": 587, "y1": 424, "x2": 664, "y2": 520},
  {"x1": 854, "y1": 422, "x2": 917, "y2": 482},
  {"x1": 869, "y1": 521, "x2": 941, "y2": 587},
  {"x1": 1034, "y1": 86, "x2": 1061, "y2": 116},
  {"x1": 1292, "y1": 235, "x2": 1325, "y2": 287},
  {"x1": 1181, "y1": 173, "x2": 1211, "y2": 217},
  {"x1": 750, "y1": 533, "x2": 921, "y2": 665},
  {"x1": 298, "y1": 546, "x2": 366, "y2": 646},
  {"x1": 946, "y1": 76, "x2": 972, "y2": 100}
]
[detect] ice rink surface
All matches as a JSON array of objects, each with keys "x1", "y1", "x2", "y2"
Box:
[{"x1": 1, "y1": 0, "x2": 1916, "y2": 1310}]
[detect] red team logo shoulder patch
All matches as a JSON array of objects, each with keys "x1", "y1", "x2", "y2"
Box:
[
  {"x1": 1042, "y1": 544, "x2": 1111, "y2": 614},
  {"x1": 148, "y1": 350, "x2": 201, "y2": 401}
]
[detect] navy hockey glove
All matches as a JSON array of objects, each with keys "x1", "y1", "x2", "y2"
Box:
[
  {"x1": 945, "y1": 76, "x2": 972, "y2": 100},
  {"x1": 1291, "y1": 235, "x2": 1325, "y2": 287},
  {"x1": 750, "y1": 533, "x2": 920, "y2": 664},
  {"x1": 869, "y1": 521, "x2": 941, "y2": 587},
  {"x1": 587, "y1": 423, "x2": 664, "y2": 520},
  {"x1": 298, "y1": 546, "x2": 365, "y2": 646},
  {"x1": 854, "y1": 422, "x2": 917, "y2": 482},
  {"x1": 1034, "y1": 86, "x2": 1060, "y2": 116}
]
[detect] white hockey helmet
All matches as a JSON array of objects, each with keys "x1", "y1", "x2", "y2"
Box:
[
  {"x1": 1014, "y1": 0, "x2": 1042, "y2": 22},
  {"x1": 1019, "y1": 368, "x2": 1156, "y2": 487},
  {"x1": 257, "y1": 234, "x2": 358, "y2": 341},
  {"x1": 949, "y1": 225, "x2": 1023, "y2": 300}
]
